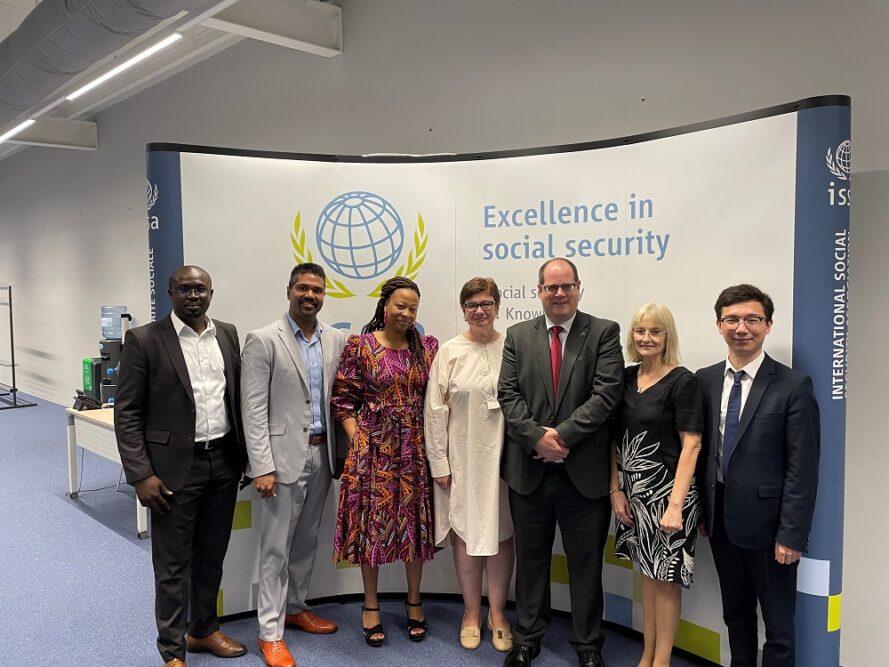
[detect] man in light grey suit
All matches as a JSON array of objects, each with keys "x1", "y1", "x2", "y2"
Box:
[{"x1": 241, "y1": 263, "x2": 347, "y2": 667}]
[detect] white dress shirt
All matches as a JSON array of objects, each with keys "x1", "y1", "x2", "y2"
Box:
[
  {"x1": 171, "y1": 312, "x2": 230, "y2": 442},
  {"x1": 717, "y1": 351, "x2": 765, "y2": 482},
  {"x1": 539, "y1": 313, "x2": 577, "y2": 464},
  {"x1": 544, "y1": 312, "x2": 577, "y2": 357}
]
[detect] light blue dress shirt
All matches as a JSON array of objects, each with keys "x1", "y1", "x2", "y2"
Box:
[{"x1": 287, "y1": 314, "x2": 326, "y2": 435}]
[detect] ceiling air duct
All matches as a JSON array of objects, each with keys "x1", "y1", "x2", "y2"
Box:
[{"x1": 0, "y1": 0, "x2": 206, "y2": 128}]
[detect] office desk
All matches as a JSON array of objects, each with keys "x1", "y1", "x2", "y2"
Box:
[{"x1": 65, "y1": 407, "x2": 150, "y2": 539}]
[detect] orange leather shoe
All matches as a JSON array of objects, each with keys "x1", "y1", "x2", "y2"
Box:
[
  {"x1": 284, "y1": 610, "x2": 338, "y2": 634},
  {"x1": 186, "y1": 630, "x2": 247, "y2": 657},
  {"x1": 258, "y1": 639, "x2": 296, "y2": 667},
  {"x1": 163, "y1": 660, "x2": 187, "y2": 667}
]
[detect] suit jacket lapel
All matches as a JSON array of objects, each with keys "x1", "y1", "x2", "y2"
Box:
[
  {"x1": 735, "y1": 354, "x2": 774, "y2": 445},
  {"x1": 319, "y1": 320, "x2": 339, "y2": 393},
  {"x1": 159, "y1": 316, "x2": 195, "y2": 404},
  {"x1": 555, "y1": 314, "x2": 589, "y2": 412},
  {"x1": 533, "y1": 317, "x2": 556, "y2": 408},
  {"x1": 705, "y1": 365, "x2": 723, "y2": 453},
  {"x1": 215, "y1": 323, "x2": 238, "y2": 404},
  {"x1": 278, "y1": 315, "x2": 309, "y2": 389}
]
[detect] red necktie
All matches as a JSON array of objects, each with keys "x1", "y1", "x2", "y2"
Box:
[{"x1": 550, "y1": 325, "x2": 563, "y2": 401}]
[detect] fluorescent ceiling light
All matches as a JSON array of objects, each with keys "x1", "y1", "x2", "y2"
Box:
[
  {"x1": 66, "y1": 33, "x2": 183, "y2": 102},
  {"x1": 0, "y1": 119, "x2": 36, "y2": 144}
]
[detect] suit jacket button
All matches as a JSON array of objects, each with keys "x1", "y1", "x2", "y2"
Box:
[
  {"x1": 303, "y1": 427, "x2": 308, "y2": 432},
  {"x1": 305, "y1": 399, "x2": 310, "y2": 404}
]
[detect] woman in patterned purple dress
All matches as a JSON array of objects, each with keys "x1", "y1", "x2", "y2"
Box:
[{"x1": 332, "y1": 277, "x2": 438, "y2": 647}]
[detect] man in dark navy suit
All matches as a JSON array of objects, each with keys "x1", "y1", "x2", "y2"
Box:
[{"x1": 697, "y1": 284, "x2": 820, "y2": 667}]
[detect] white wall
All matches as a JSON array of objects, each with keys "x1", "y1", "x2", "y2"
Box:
[
  {"x1": 840, "y1": 169, "x2": 889, "y2": 667},
  {"x1": 0, "y1": 1, "x2": 885, "y2": 664}
]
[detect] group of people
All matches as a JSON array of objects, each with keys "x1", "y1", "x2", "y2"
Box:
[{"x1": 115, "y1": 257, "x2": 820, "y2": 667}]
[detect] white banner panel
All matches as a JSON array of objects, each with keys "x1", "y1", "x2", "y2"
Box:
[
  {"x1": 146, "y1": 97, "x2": 850, "y2": 665},
  {"x1": 182, "y1": 115, "x2": 795, "y2": 368}
]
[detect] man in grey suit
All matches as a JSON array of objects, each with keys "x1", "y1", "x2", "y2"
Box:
[
  {"x1": 241, "y1": 263, "x2": 347, "y2": 667},
  {"x1": 498, "y1": 258, "x2": 624, "y2": 667}
]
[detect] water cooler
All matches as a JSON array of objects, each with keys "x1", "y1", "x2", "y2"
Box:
[{"x1": 82, "y1": 306, "x2": 131, "y2": 404}]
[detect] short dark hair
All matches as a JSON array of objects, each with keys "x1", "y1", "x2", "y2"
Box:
[
  {"x1": 459, "y1": 277, "x2": 501, "y2": 306},
  {"x1": 714, "y1": 284, "x2": 775, "y2": 320},
  {"x1": 288, "y1": 263, "x2": 326, "y2": 289},
  {"x1": 538, "y1": 258, "x2": 579, "y2": 285},
  {"x1": 169, "y1": 265, "x2": 210, "y2": 289}
]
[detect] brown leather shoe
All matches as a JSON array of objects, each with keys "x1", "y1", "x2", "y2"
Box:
[
  {"x1": 284, "y1": 610, "x2": 338, "y2": 634},
  {"x1": 259, "y1": 639, "x2": 296, "y2": 667},
  {"x1": 186, "y1": 630, "x2": 248, "y2": 658},
  {"x1": 163, "y1": 660, "x2": 187, "y2": 667}
]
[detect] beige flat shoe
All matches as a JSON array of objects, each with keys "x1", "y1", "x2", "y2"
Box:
[
  {"x1": 459, "y1": 617, "x2": 482, "y2": 650},
  {"x1": 486, "y1": 615, "x2": 513, "y2": 652}
]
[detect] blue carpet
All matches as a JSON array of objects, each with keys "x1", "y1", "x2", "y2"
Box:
[{"x1": 0, "y1": 395, "x2": 707, "y2": 666}]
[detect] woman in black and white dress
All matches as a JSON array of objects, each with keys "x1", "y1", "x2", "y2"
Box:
[{"x1": 609, "y1": 302, "x2": 704, "y2": 667}]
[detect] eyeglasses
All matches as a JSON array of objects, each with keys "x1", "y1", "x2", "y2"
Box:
[
  {"x1": 718, "y1": 316, "x2": 769, "y2": 327},
  {"x1": 463, "y1": 301, "x2": 496, "y2": 312},
  {"x1": 293, "y1": 284, "x2": 325, "y2": 295},
  {"x1": 172, "y1": 286, "x2": 209, "y2": 297},
  {"x1": 540, "y1": 283, "x2": 578, "y2": 294},
  {"x1": 632, "y1": 327, "x2": 666, "y2": 338}
]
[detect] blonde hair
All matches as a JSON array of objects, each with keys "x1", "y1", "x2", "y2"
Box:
[{"x1": 625, "y1": 302, "x2": 681, "y2": 365}]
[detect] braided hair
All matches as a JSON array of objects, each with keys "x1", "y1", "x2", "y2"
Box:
[{"x1": 362, "y1": 276, "x2": 424, "y2": 366}]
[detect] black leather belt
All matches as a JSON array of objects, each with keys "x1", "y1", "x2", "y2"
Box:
[
  {"x1": 308, "y1": 432, "x2": 326, "y2": 445},
  {"x1": 195, "y1": 437, "x2": 225, "y2": 451}
]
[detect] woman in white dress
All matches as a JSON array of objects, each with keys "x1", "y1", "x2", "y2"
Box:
[{"x1": 425, "y1": 277, "x2": 514, "y2": 652}]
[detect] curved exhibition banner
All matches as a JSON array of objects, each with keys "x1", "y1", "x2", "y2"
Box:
[{"x1": 146, "y1": 95, "x2": 849, "y2": 666}]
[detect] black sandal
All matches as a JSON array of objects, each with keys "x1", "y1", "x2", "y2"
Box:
[
  {"x1": 362, "y1": 606, "x2": 385, "y2": 647},
  {"x1": 404, "y1": 599, "x2": 427, "y2": 642}
]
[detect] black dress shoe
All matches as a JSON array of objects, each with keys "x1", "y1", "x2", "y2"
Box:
[
  {"x1": 578, "y1": 648, "x2": 605, "y2": 667},
  {"x1": 503, "y1": 644, "x2": 540, "y2": 666}
]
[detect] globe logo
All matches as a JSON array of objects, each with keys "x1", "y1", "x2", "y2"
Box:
[
  {"x1": 826, "y1": 140, "x2": 851, "y2": 181},
  {"x1": 834, "y1": 140, "x2": 851, "y2": 176},
  {"x1": 315, "y1": 191, "x2": 405, "y2": 279}
]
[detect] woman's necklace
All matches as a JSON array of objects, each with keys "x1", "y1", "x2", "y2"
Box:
[{"x1": 637, "y1": 365, "x2": 673, "y2": 393}]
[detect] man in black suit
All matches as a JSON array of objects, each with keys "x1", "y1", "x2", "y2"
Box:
[
  {"x1": 498, "y1": 258, "x2": 624, "y2": 667},
  {"x1": 115, "y1": 265, "x2": 248, "y2": 667},
  {"x1": 697, "y1": 284, "x2": 820, "y2": 667}
]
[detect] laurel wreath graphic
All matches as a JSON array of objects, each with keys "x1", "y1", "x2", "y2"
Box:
[
  {"x1": 291, "y1": 212, "x2": 355, "y2": 298},
  {"x1": 290, "y1": 212, "x2": 428, "y2": 299},
  {"x1": 826, "y1": 146, "x2": 849, "y2": 181},
  {"x1": 367, "y1": 213, "x2": 428, "y2": 297},
  {"x1": 146, "y1": 181, "x2": 159, "y2": 210}
]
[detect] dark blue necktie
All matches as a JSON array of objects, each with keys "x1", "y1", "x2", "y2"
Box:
[{"x1": 722, "y1": 370, "x2": 745, "y2": 480}]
